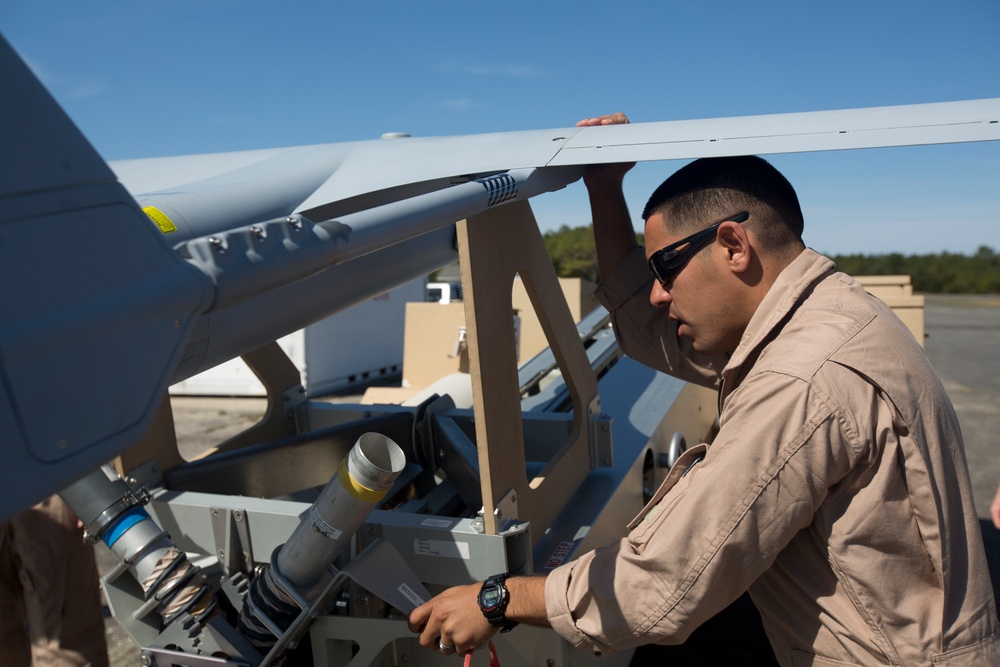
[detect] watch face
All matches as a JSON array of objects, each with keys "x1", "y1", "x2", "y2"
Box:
[{"x1": 480, "y1": 585, "x2": 501, "y2": 611}]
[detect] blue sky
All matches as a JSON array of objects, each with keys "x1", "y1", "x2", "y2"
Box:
[{"x1": 2, "y1": 0, "x2": 998, "y2": 255}]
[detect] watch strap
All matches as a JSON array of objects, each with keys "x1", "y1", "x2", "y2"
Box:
[{"x1": 479, "y1": 573, "x2": 518, "y2": 632}]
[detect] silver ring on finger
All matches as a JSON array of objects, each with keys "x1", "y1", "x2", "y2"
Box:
[{"x1": 438, "y1": 639, "x2": 456, "y2": 654}]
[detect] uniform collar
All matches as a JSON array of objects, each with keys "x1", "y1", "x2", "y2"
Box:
[{"x1": 722, "y1": 248, "x2": 836, "y2": 380}]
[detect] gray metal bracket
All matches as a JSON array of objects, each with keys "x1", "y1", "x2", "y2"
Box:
[
  {"x1": 142, "y1": 614, "x2": 261, "y2": 667},
  {"x1": 140, "y1": 646, "x2": 249, "y2": 667},
  {"x1": 250, "y1": 539, "x2": 431, "y2": 667},
  {"x1": 588, "y1": 397, "x2": 614, "y2": 468},
  {"x1": 125, "y1": 459, "x2": 165, "y2": 494},
  {"x1": 494, "y1": 488, "x2": 520, "y2": 528},
  {"x1": 210, "y1": 507, "x2": 255, "y2": 577}
]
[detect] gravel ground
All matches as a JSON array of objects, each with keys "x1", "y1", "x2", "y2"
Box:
[{"x1": 98, "y1": 295, "x2": 1000, "y2": 666}]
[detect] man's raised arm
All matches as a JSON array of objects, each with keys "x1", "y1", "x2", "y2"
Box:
[{"x1": 576, "y1": 113, "x2": 639, "y2": 281}]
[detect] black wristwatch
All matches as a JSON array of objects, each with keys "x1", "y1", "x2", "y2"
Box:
[{"x1": 478, "y1": 573, "x2": 518, "y2": 633}]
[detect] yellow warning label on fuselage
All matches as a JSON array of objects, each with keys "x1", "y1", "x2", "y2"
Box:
[{"x1": 143, "y1": 206, "x2": 177, "y2": 233}]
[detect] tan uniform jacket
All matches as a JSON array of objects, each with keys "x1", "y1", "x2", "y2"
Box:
[{"x1": 545, "y1": 248, "x2": 999, "y2": 666}]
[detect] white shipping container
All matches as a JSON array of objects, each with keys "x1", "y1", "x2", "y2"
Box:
[{"x1": 169, "y1": 278, "x2": 426, "y2": 397}]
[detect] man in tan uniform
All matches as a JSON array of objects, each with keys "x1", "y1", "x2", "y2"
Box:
[
  {"x1": 0, "y1": 495, "x2": 109, "y2": 667},
  {"x1": 410, "y1": 114, "x2": 999, "y2": 666}
]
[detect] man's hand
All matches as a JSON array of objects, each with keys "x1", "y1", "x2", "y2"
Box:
[
  {"x1": 408, "y1": 584, "x2": 497, "y2": 657},
  {"x1": 576, "y1": 111, "x2": 630, "y2": 127},
  {"x1": 575, "y1": 112, "x2": 640, "y2": 280},
  {"x1": 577, "y1": 112, "x2": 636, "y2": 186}
]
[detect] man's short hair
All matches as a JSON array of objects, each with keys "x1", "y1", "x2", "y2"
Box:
[{"x1": 642, "y1": 156, "x2": 804, "y2": 250}]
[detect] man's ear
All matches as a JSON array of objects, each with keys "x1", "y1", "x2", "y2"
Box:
[{"x1": 716, "y1": 221, "x2": 752, "y2": 274}]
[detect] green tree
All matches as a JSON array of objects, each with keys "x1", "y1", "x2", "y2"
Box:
[
  {"x1": 543, "y1": 225, "x2": 645, "y2": 284},
  {"x1": 826, "y1": 246, "x2": 999, "y2": 294},
  {"x1": 540, "y1": 223, "x2": 998, "y2": 294}
]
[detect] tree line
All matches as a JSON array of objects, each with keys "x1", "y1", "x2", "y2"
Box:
[{"x1": 542, "y1": 224, "x2": 1000, "y2": 294}]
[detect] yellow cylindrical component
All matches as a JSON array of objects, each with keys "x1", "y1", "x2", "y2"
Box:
[{"x1": 275, "y1": 432, "x2": 406, "y2": 589}]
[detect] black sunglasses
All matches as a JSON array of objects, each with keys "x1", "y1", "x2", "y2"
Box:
[{"x1": 647, "y1": 211, "x2": 750, "y2": 285}]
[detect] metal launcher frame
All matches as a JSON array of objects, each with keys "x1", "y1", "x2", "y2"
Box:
[{"x1": 103, "y1": 200, "x2": 718, "y2": 667}]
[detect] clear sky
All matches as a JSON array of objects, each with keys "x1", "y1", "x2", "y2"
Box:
[{"x1": 2, "y1": 1, "x2": 998, "y2": 256}]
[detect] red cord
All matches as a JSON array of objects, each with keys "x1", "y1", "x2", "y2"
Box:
[{"x1": 463, "y1": 639, "x2": 500, "y2": 667}]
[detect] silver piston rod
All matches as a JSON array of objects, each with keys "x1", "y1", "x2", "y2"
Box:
[
  {"x1": 237, "y1": 432, "x2": 406, "y2": 652},
  {"x1": 59, "y1": 464, "x2": 216, "y2": 625}
]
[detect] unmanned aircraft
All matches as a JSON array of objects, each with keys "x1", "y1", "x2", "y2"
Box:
[{"x1": 1, "y1": 32, "x2": 997, "y2": 667}]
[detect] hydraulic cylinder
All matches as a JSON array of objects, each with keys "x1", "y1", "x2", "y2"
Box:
[
  {"x1": 237, "y1": 432, "x2": 405, "y2": 650},
  {"x1": 59, "y1": 465, "x2": 216, "y2": 625}
]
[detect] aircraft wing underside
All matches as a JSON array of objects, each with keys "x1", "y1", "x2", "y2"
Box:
[{"x1": 112, "y1": 99, "x2": 1000, "y2": 225}]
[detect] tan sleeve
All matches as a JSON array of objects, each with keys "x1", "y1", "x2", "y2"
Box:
[
  {"x1": 594, "y1": 246, "x2": 724, "y2": 388},
  {"x1": 544, "y1": 371, "x2": 856, "y2": 654}
]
